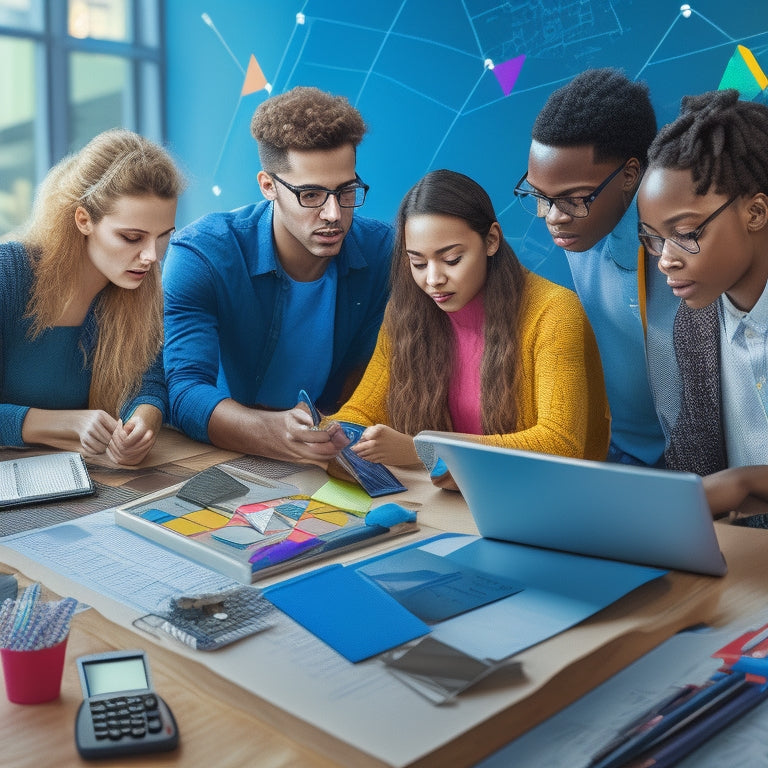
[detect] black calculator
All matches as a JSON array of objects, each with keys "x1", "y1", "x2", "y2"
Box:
[{"x1": 75, "y1": 649, "x2": 179, "y2": 760}]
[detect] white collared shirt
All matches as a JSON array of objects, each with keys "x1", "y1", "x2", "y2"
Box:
[{"x1": 720, "y1": 280, "x2": 768, "y2": 466}]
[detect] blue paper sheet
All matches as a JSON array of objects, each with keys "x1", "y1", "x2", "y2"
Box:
[
  {"x1": 262, "y1": 564, "x2": 430, "y2": 662},
  {"x1": 357, "y1": 547, "x2": 524, "y2": 623}
]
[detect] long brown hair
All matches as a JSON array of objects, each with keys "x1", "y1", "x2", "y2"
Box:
[
  {"x1": 386, "y1": 169, "x2": 527, "y2": 435},
  {"x1": 20, "y1": 129, "x2": 185, "y2": 416}
]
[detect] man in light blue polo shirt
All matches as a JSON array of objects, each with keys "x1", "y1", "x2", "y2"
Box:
[
  {"x1": 513, "y1": 68, "x2": 676, "y2": 467},
  {"x1": 163, "y1": 87, "x2": 393, "y2": 463}
]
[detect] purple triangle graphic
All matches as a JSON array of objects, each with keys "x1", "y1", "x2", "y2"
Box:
[{"x1": 493, "y1": 54, "x2": 525, "y2": 96}]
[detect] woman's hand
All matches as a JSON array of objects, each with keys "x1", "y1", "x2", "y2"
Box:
[
  {"x1": 106, "y1": 405, "x2": 162, "y2": 466},
  {"x1": 703, "y1": 466, "x2": 768, "y2": 518},
  {"x1": 430, "y1": 470, "x2": 460, "y2": 492},
  {"x1": 351, "y1": 424, "x2": 420, "y2": 466},
  {"x1": 21, "y1": 408, "x2": 118, "y2": 456}
]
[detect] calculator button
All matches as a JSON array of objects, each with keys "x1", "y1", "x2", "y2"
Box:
[
  {"x1": 147, "y1": 717, "x2": 162, "y2": 734},
  {"x1": 143, "y1": 694, "x2": 157, "y2": 709},
  {"x1": 131, "y1": 726, "x2": 146, "y2": 738},
  {"x1": 107, "y1": 728, "x2": 122, "y2": 740}
]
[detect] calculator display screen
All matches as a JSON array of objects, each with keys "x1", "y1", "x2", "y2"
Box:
[{"x1": 82, "y1": 656, "x2": 149, "y2": 696}]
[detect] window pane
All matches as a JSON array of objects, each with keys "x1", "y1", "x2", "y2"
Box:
[
  {"x1": 0, "y1": 0, "x2": 42, "y2": 31},
  {"x1": 0, "y1": 35, "x2": 37, "y2": 236},
  {"x1": 69, "y1": 52, "x2": 134, "y2": 151},
  {"x1": 136, "y1": 0, "x2": 158, "y2": 47},
  {"x1": 68, "y1": 0, "x2": 132, "y2": 42},
  {"x1": 138, "y1": 60, "x2": 162, "y2": 141}
]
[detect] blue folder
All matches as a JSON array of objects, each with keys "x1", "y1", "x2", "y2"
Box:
[{"x1": 262, "y1": 563, "x2": 430, "y2": 662}]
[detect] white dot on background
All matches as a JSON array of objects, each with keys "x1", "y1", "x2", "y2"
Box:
[
  {"x1": 680, "y1": 4, "x2": 692, "y2": 18},
  {"x1": 212, "y1": 185, "x2": 221, "y2": 196}
]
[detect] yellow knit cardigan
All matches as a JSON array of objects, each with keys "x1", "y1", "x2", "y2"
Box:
[{"x1": 333, "y1": 270, "x2": 611, "y2": 461}]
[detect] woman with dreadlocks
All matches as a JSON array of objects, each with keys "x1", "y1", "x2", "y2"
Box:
[{"x1": 637, "y1": 88, "x2": 768, "y2": 517}]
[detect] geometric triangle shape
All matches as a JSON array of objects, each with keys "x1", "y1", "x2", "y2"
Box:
[
  {"x1": 492, "y1": 54, "x2": 526, "y2": 96},
  {"x1": 718, "y1": 44, "x2": 768, "y2": 101},
  {"x1": 241, "y1": 53, "x2": 267, "y2": 96}
]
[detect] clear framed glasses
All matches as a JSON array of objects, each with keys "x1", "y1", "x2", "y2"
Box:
[
  {"x1": 638, "y1": 196, "x2": 738, "y2": 257},
  {"x1": 270, "y1": 173, "x2": 369, "y2": 208},
  {"x1": 513, "y1": 162, "x2": 627, "y2": 218}
]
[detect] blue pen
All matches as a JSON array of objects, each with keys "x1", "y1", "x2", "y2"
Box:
[
  {"x1": 0, "y1": 598, "x2": 14, "y2": 647},
  {"x1": 10, "y1": 583, "x2": 40, "y2": 646},
  {"x1": 732, "y1": 655, "x2": 768, "y2": 678},
  {"x1": 24, "y1": 602, "x2": 51, "y2": 651},
  {"x1": 626, "y1": 681, "x2": 768, "y2": 768},
  {"x1": 585, "y1": 672, "x2": 748, "y2": 768},
  {"x1": 298, "y1": 389, "x2": 321, "y2": 427},
  {"x1": 587, "y1": 684, "x2": 700, "y2": 765}
]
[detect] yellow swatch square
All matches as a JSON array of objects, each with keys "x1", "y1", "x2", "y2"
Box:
[
  {"x1": 313, "y1": 510, "x2": 350, "y2": 527},
  {"x1": 163, "y1": 517, "x2": 209, "y2": 536},
  {"x1": 185, "y1": 508, "x2": 230, "y2": 529}
]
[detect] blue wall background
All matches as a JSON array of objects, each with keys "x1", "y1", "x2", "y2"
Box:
[{"x1": 164, "y1": 0, "x2": 768, "y2": 287}]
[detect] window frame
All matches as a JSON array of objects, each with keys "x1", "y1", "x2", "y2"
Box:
[{"x1": 0, "y1": 0, "x2": 165, "y2": 207}]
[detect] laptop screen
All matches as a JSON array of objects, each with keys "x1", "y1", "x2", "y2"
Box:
[{"x1": 414, "y1": 432, "x2": 727, "y2": 576}]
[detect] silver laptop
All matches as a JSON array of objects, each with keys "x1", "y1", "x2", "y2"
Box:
[{"x1": 414, "y1": 432, "x2": 727, "y2": 576}]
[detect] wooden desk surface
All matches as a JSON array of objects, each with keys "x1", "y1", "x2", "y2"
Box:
[{"x1": 1, "y1": 431, "x2": 766, "y2": 768}]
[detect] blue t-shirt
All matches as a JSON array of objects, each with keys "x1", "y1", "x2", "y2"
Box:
[
  {"x1": 255, "y1": 261, "x2": 337, "y2": 409},
  {"x1": 162, "y1": 201, "x2": 394, "y2": 444}
]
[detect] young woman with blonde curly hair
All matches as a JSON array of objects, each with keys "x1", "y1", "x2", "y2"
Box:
[{"x1": 0, "y1": 128, "x2": 184, "y2": 465}]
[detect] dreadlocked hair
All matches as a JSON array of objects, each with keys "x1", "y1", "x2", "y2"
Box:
[
  {"x1": 385, "y1": 169, "x2": 526, "y2": 436},
  {"x1": 647, "y1": 88, "x2": 768, "y2": 197},
  {"x1": 532, "y1": 68, "x2": 657, "y2": 164}
]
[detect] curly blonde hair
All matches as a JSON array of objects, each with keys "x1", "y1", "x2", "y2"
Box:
[
  {"x1": 20, "y1": 128, "x2": 185, "y2": 416},
  {"x1": 250, "y1": 86, "x2": 367, "y2": 172}
]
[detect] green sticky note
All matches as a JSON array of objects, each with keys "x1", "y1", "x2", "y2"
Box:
[{"x1": 311, "y1": 478, "x2": 372, "y2": 516}]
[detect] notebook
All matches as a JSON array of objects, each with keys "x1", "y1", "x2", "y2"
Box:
[
  {"x1": 413, "y1": 432, "x2": 727, "y2": 576},
  {"x1": 0, "y1": 452, "x2": 94, "y2": 509}
]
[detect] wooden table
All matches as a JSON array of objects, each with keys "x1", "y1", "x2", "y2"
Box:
[{"x1": 0, "y1": 430, "x2": 764, "y2": 768}]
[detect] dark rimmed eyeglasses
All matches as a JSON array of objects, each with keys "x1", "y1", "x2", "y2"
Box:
[
  {"x1": 513, "y1": 162, "x2": 627, "y2": 218},
  {"x1": 270, "y1": 173, "x2": 369, "y2": 208},
  {"x1": 638, "y1": 196, "x2": 738, "y2": 257}
]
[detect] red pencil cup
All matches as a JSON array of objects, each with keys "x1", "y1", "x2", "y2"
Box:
[{"x1": 1, "y1": 635, "x2": 68, "y2": 704}]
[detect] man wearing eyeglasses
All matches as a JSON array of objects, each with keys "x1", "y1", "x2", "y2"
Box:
[
  {"x1": 162, "y1": 86, "x2": 393, "y2": 462},
  {"x1": 513, "y1": 68, "x2": 678, "y2": 468}
]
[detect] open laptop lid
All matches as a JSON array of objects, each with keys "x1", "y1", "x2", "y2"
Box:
[{"x1": 414, "y1": 432, "x2": 727, "y2": 576}]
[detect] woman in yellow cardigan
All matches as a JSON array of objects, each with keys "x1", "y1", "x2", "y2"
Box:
[{"x1": 331, "y1": 169, "x2": 610, "y2": 488}]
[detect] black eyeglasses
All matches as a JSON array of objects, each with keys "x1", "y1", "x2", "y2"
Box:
[
  {"x1": 638, "y1": 196, "x2": 738, "y2": 258},
  {"x1": 513, "y1": 162, "x2": 627, "y2": 218},
  {"x1": 270, "y1": 173, "x2": 369, "y2": 208}
]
